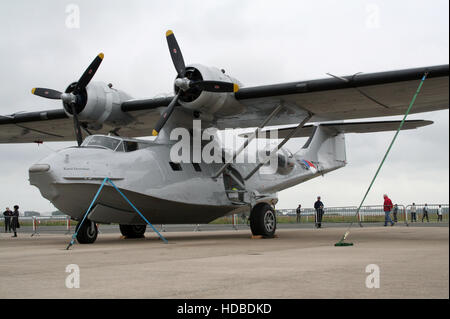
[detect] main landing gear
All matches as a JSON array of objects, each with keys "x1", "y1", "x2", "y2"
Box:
[
  {"x1": 75, "y1": 220, "x2": 98, "y2": 244},
  {"x1": 250, "y1": 203, "x2": 277, "y2": 238},
  {"x1": 119, "y1": 224, "x2": 147, "y2": 238}
]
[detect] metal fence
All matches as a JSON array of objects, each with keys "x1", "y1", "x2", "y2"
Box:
[
  {"x1": 358, "y1": 205, "x2": 407, "y2": 224},
  {"x1": 166, "y1": 204, "x2": 448, "y2": 227},
  {"x1": 0, "y1": 215, "x2": 73, "y2": 235},
  {"x1": 276, "y1": 206, "x2": 360, "y2": 224},
  {"x1": 405, "y1": 204, "x2": 448, "y2": 223},
  {"x1": 1, "y1": 203, "x2": 447, "y2": 235},
  {"x1": 276, "y1": 204, "x2": 448, "y2": 226}
]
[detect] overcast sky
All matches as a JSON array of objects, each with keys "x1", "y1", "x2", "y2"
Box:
[{"x1": 0, "y1": 0, "x2": 448, "y2": 214}]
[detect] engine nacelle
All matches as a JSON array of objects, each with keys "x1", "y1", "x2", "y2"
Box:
[
  {"x1": 276, "y1": 148, "x2": 296, "y2": 175},
  {"x1": 63, "y1": 82, "x2": 134, "y2": 130},
  {"x1": 176, "y1": 64, "x2": 245, "y2": 117},
  {"x1": 257, "y1": 148, "x2": 295, "y2": 175}
]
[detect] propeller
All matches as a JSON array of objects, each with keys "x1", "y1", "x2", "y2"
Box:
[
  {"x1": 152, "y1": 91, "x2": 181, "y2": 137},
  {"x1": 152, "y1": 31, "x2": 239, "y2": 136},
  {"x1": 31, "y1": 53, "x2": 104, "y2": 146}
]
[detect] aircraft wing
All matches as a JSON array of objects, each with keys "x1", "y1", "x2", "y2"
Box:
[
  {"x1": 0, "y1": 109, "x2": 72, "y2": 143},
  {"x1": 121, "y1": 64, "x2": 448, "y2": 129},
  {"x1": 0, "y1": 104, "x2": 164, "y2": 144},
  {"x1": 219, "y1": 64, "x2": 448, "y2": 128},
  {"x1": 239, "y1": 120, "x2": 434, "y2": 139},
  {"x1": 0, "y1": 64, "x2": 447, "y2": 143}
]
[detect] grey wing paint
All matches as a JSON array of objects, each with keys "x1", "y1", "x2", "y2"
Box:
[{"x1": 1, "y1": 65, "x2": 448, "y2": 143}]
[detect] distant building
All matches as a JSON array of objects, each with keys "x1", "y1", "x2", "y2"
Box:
[
  {"x1": 51, "y1": 210, "x2": 67, "y2": 216},
  {"x1": 24, "y1": 211, "x2": 41, "y2": 217},
  {"x1": 276, "y1": 209, "x2": 292, "y2": 216}
]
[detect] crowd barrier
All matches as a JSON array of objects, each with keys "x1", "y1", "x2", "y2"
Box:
[
  {"x1": 0, "y1": 215, "x2": 73, "y2": 235},
  {"x1": 405, "y1": 204, "x2": 448, "y2": 223},
  {"x1": 275, "y1": 203, "x2": 448, "y2": 226},
  {"x1": 1, "y1": 204, "x2": 448, "y2": 234}
]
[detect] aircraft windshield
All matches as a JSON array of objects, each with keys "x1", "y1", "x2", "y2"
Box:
[
  {"x1": 82, "y1": 135, "x2": 122, "y2": 151},
  {"x1": 81, "y1": 135, "x2": 150, "y2": 152}
]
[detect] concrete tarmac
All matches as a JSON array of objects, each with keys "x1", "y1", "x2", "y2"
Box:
[{"x1": 0, "y1": 226, "x2": 448, "y2": 299}]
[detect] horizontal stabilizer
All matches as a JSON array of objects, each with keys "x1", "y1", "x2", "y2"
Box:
[{"x1": 239, "y1": 120, "x2": 433, "y2": 139}]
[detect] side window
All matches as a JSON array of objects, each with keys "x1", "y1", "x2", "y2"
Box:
[
  {"x1": 192, "y1": 163, "x2": 202, "y2": 172},
  {"x1": 169, "y1": 162, "x2": 182, "y2": 171},
  {"x1": 124, "y1": 141, "x2": 138, "y2": 152}
]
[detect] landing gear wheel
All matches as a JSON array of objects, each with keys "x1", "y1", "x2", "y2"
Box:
[
  {"x1": 75, "y1": 220, "x2": 98, "y2": 244},
  {"x1": 250, "y1": 203, "x2": 277, "y2": 238},
  {"x1": 119, "y1": 224, "x2": 147, "y2": 238}
]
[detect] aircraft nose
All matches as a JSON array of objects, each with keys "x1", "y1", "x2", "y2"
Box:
[
  {"x1": 29, "y1": 163, "x2": 60, "y2": 201},
  {"x1": 29, "y1": 164, "x2": 50, "y2": 173}
]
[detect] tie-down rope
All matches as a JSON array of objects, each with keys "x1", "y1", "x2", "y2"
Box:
[
  {"x1": 337, "y1": 72, "x2": 429, "y2": 245},
  {"x1": 66, "y1": 177, "x2": 168, "y2": 250}
]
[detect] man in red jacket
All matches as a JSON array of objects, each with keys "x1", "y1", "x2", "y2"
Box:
[{"x1": 383, "y1": 194, "x2": 395, "y2": 227}]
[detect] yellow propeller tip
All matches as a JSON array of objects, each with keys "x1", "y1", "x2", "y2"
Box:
[
  {"x1": 233, "y1": 83, "x2": 239, "y2": 93},
  {"x1": 166, "y1": 30, "x2": 173, "y2": 37},
  {"x1": 152, "y1": 129, "x2": 159, "y2": 136},
  {"x1": 31, "y1": 88, "x2": 36, "y2": 94},
  {"x1": 98, "y1": 53, "x2": 104, "y2": 59}
]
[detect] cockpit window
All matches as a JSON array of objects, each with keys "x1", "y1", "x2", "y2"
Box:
[
  {"x1": 82, "y1": 136, "x2": 121, "y2": 151},
  {"x1": 81, "y1": 135, "x2": 151, "y2": 152},
  {"x1": 115, "y1": 141, "x2": 125, "y2": 152},
  {"x1": 124, "y1": 141, "x2": 138, "y2": 152}
]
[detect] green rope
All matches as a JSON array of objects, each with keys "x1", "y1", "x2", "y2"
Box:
[{"x1": 337, "y1": 72, "x2": 429, "y2": 244}]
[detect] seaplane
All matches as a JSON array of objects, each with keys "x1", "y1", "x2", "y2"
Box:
[{"x1": 0, "y1": 30, "x2": 448, "y2": 243}]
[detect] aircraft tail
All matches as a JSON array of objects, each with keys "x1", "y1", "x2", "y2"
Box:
[
  {"x1": 295, "y1": 125, "x2": 347, "y2": 174},
  {"x1": 293, "y1": 119, "x2": 433, "y2": 172},
  {"x1": 254, "y1": 120, "x2": 433, "y2": 193}
]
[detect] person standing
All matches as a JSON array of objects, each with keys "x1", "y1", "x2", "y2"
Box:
[
  {"x1": 314, "y1": 196, "x2": 324, "y2": 228},
  {"x1": 296, "y1": 204, "x2": 302, "y2": 223},
  {"x1": 11, "y1": 205, "x2": 20, "y2": 237},
  {"x1": 437, "y1": 205, "x2": 443, "y2": 222},
  {"x1": 393, "y1": 204, "x2": 399, "y2": 223},
  {"x1": 422, "y1": 204, "x2": 429, "y2": 223},
  {"x1": 383, "y1": 194, "x2": 394, "y2": 227},
  {"x1": 3, "y1": 207, "x2": 12, "y2": 233},
  {"x1": 410, "y1": 203, "x2": 417, "y2": 222}
]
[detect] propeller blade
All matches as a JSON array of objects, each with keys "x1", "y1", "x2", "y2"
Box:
[
  {"x1": 75, "y1": 53, "x2": 104, "y2": 91},
  {"x1": 152, "y1": 92, "x2": 181, "y2": 136},
  {"x1": 31, "y1": 88, "x2": 62, "y2": 99},
  {"x1": 166, "y1": 30, "x2": 186, "y2": 77},
  {"x1": 190, "y1": 81, "x2": 239, "y2": 93},
  {"x1": 70, "y1": 104, "x2": 83, "y2": 146}
]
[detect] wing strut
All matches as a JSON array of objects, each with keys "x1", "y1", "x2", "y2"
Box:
[
  {"x1": 211, "y1": 103, "x2": 285, "y2": 179},
  {"x1": 243, "y1": 112, "x2": 313, "y2": 181}
]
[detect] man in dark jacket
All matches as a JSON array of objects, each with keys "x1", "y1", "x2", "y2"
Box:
[
  {"x1": 314, "y1": 197, "x2": 324, "y2": 228},
  {"x1": 3, "y1": 207, "x2": 12, "y2": 233},
  {"x1": 296, "y1": 204, "x2": 302, "y2": 223},
  {"x1": 393, "y1": 204, "x2": 399, "y2": 223},
  {"x1": 11, "y1": 205, "x2": 20, "y2": 237},
  {"x1": 422, "y1": 204, "x2": 429, "y2": 222}
]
